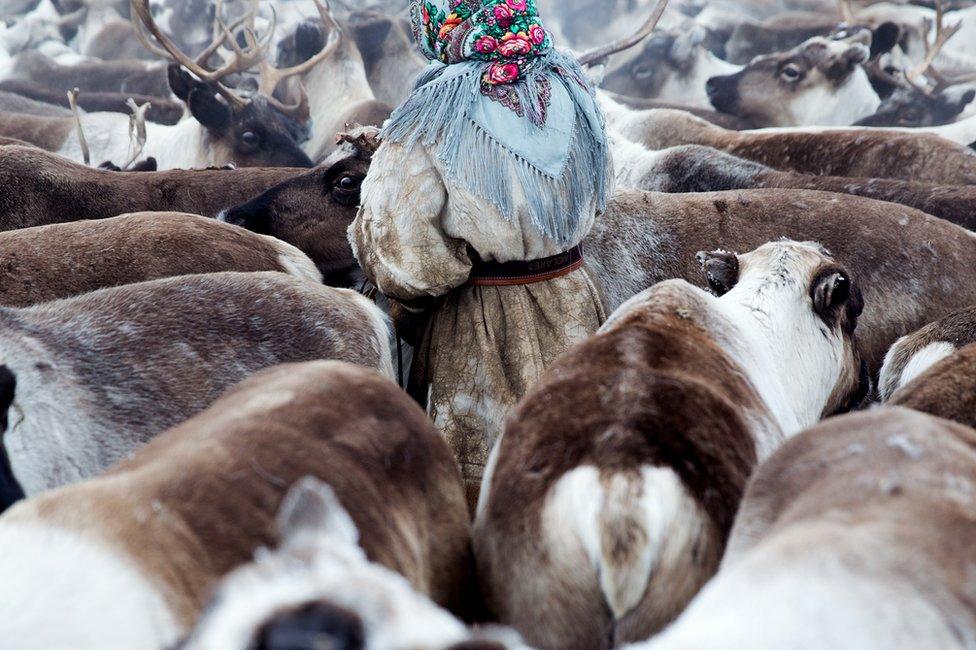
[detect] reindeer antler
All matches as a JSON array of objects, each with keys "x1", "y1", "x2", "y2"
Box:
[
  {"x1": 906, "y1": 0, "x2": 962, "y2": 88},
  {"x1": 129, "y1": 0, "x2": 267, "y2": 109},
  {"x1": 577, "y1": 0, "x2": 670, "y2": 66},
  {"x1": 836, "y1": 0, "x2": 855, "y2": 24},
  {"x1": 66, "y1": 88, "x2": 90, "y2": 167},
  {"x1": 248, "y1": 0, "x2": 340, "y2": 122}
]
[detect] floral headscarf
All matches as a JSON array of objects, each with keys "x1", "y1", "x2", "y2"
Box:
[
  {"x1": 413, "y1": 0, "x2": 552, "y2": 86},
  {"x1": 384, "y1": 0, "x2": 612, "y2": 245}
]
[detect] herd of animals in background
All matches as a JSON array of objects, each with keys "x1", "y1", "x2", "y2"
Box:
[{"x1": 2, "y1": 0, "x2": 976, "y2": 647}]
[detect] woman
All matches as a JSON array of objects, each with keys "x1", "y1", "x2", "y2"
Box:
[{"x1": 350, "y1": 0, "x2": 611, "y2": 510}]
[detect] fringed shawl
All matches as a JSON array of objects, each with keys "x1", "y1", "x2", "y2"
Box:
[{"x1": 382, "y1": 2, "x2": 612, "y2": 246}]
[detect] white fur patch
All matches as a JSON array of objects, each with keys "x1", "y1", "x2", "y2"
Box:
[
  {"x1": 631, "y1": 522, "x2": 971, "y2": 650},
  {"x1": 0, "y1": 519, "x2": 180, "y2": 650},
  {"x1": 268, "y1": 238, "x2": 324, "y2": 284},
  {"x1": 543, "y1": 465, "x2": 700, "y2": 621},
  {"x1": 889, "y1": 341, "x2": 957, "y2": 398}
]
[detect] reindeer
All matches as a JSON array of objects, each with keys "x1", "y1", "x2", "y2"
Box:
[
  {"x1": 183, "y1": 475, "x2": 522, "y2": 650},
  {"x1": 603, "y1": 104, "x2": 976, "y2": 183},
  {"x1": 634, "y1": 407, "x2": 976, "y2": 650},
  {"x1": 5, "y1": 49, "x2": 172, "y2": 96},
  {"x1": 879, "y1": 306, "x2": 976, "y2": 401},
  {"x1": 706, "y1": 32, "x2": 880, "y2": 126},
  {"x1": 600, "y1": 25, "x2": 742, "y2": 108},
  {"x1": 0, "y1": 272, "x2": 391, "y2": 505},
  {"x1": 0, "y1": 361, "x2": 466, "y2": 649},
  {"x1": 0, "y1": 212, "x2": 323, "y2": 307},
  {"x1": 0, "y1": 78, "x2": 185, "y2": 124},
  {"x1": 0, "y1": 144, "x2": 366, "y2": 283},
  {"x1": 219, "y1": 125, "x2": 379, "y2": 282},
  {"x1": 611, "y1": 139, "x2": 976, "y2": 229},
  {"x1": 267, "y1": 1, "x2": 392, "y2": 160},
  {"x1": 475, "y1": 240, "x2": 866, "y2": 649},
  {"x1": 887, "y1": 342, "x2": 976, "y2": 431},
  {"x1": 0, "y1": 0, "x2": 317, "y2": 169},
  {"x1": 346, "y1": 9, "x2": 426, "y2": 106}
]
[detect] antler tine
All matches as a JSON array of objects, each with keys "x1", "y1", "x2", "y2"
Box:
[
  {"x1": 266, "y1": 81, "x2": 311, "y2": 123},
  {"x1": 577, "y1": 0, "x2": 670, "y2": 66},
  {"x1": 836, "y1": 0, "x2": 855, "y2": 24},
  {"x1": 130, "y1": 0, "x2": 252, "y2": 108},
  {"x1": 906, "y1": 0, "x2": 962, "y2": 86},
  {"x1": 256, "y1": 0, "x2": 341, "y2": 99}
]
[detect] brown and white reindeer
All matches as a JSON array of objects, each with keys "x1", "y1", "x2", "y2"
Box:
[
  {"x1": 181, "y1": 474, "x2": 525, "y2": 650},
  {"x1": 0, "y1": 0, "x2": 316, "y2": 169},
  {"x1": 0, "y1": 361, "x2": 469, "y2": 650},
  {"x1": 474, "y1": 240, "x2": 867, "y2": 649},
  {"x1": 0, "y1": 211, "x2": 322, "y2": 307},
  {"x1": 886, "y1": 342, "x2": 976, "y2": 431},
  {"x1": 600, "y1": 25, "x2": 742, "y2": 108},
  {"x1": 632, "y1": 407, "x2": 976, "y2": 650},
  {"x1": 705, "y1": 32, "x2": 880, "y2": 126},
  {"x1": 879, "y1": 305, "x2": 976, "y2": 401},
  {"x1": 0, "y1": 272, "x2": 391, "y2": 508}
]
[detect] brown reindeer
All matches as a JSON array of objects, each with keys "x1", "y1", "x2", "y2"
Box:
[
  {"x1": 0, "y1": 273, "x2": 391, "y2": 506},
  {"x1": 0, "y1": 212, "x2": 321, "y2": 307},
  {"x1": 475, "y1": 241, "x2": 865, "y2": 649},
  {"x1": 637, "y1": 407, "x2": 976, "y2": 649},
  {"x1": 604, "y1": 104, "x2": 976, "y2": 184},
  {"x1": 0, "y1": 361, "x2": 468, "y2": 649},
  {"x1": 613, "y1": 140, "x2": 976, "y2": 228}
]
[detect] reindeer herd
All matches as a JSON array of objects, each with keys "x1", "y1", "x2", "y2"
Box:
[{"x1": 1, "y1": 0, "x2": 976, "y2": 648}]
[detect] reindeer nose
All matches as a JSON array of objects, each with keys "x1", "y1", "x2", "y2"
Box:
[
  {"x1": 706, "y1": 76, "x2": 721, "y2": 98},
  {"x1": 255, "y1": 603, "x2": 364, "y2": 650}
]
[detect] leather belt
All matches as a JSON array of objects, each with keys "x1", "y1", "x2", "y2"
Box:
[{"x1": 468, "y1": 245, "x2": 584, "y2": 286}]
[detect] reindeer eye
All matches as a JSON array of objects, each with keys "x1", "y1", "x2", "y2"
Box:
[
  {"x1": 240, "y1": 131, "x2": 260, "y2": 149},
  {"x1": 633, "y1": 63, "x2": 654, "y2": 80},
  {"x1": 336, "y1": 175, "x2": 359, "y2": 190},
  {"x1": 780, "y1": 64, "x2": 802, "y2": 82}
]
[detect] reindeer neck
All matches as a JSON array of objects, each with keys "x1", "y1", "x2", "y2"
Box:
[
  {"x1": 717, "y1": 283, "x2": 832, "y2": 446},
  {"x1": 304, "y1": 39, "x2": 375, "y2": 112}
]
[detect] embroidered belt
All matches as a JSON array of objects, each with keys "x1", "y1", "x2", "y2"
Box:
[{"x1": 468, "y1": 245, "x2": 584, "y2": 286}]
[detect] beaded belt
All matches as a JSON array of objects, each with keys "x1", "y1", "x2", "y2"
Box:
[{"x1": 468, "y1": 245, "x2": 584, "y2": 286}]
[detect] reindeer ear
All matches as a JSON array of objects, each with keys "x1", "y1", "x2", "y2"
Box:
[
  {"x1": 811, "y1": 269, "x2": 862, "y2": 329},
  {"x1": 959, "y1": 89, "x2": 976, "y2": 112},
  {"x1": 870, "y1": 22, "x2": 900, "y2": 58},
  {"x1": 670, "y1": 28, "x2": 705, "y2": 65},
  {"x1": 167, "y1": 64, "x2": 195, "y2": 102},
  {"x1": 295, "y1": 20, "x2": 326, "y2": 63},
  {"x1": 0, "y1": 365, "x2": 23, "y2": 513},
  {"x1": 277, "y1": 476, "x2": 359, "y2": 548},
  {"x1": 186, "y1": 85, "x2": 232, "y2": 134},
  {"x1": 697, "y1": 250, "x2": 739, "y2": 296}
]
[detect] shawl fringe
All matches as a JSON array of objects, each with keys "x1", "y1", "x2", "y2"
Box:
[{"x1": 381, "y1": 50, "x2": 612, "y2": 246}]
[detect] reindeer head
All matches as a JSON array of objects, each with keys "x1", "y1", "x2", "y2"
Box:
[
  {"x1": 706, "y1": 33, "x2": 877, "y2": 126},
  {"x1": 601, "y1": 25, "x2": 741, "y2": 105},
  {"x1": 177, "y1": 477, "x2": 472, "y2": 650},
  {"x1": 856, "y1": 84, "x2": 975, "y2": 126},
  {"x1": 132, "y1": 0, "x2": 348, "y2": 168},
  {"x1": 219, "y1": 125, "x2": 379, "y2": 285},
  {"x1": 698, "y1": 240, "x2": 869, "y2": 426}
]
